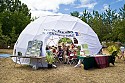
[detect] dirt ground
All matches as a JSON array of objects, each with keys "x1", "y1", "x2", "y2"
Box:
[
  {"x1": 0, "y1": 49, "x2": 13, "y2": 54},
  {"x1": 0, "y1": 57, "x2": 125, "y2": 83}
]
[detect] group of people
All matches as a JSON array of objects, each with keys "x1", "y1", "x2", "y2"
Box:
[{"x1": 46, "y1": 43, "x2": 80, "y2": 64}]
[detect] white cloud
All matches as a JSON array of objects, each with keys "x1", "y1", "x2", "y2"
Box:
[
  {"x1": 103, "y1": 4, "x2": 109, "y2": 11},
  {"x1": 76, "y1": 0, "x2": 97, "y2": 9},
  {"x1": 64, "y1": 8, "x2": 70, "y2": 11},
  {"x1": 20, "y1": 0, "x2": 75, "y2": 17},
  {"x1": 79, "y1": 12, "x2": 83, "y2": 15},
  {"x1": 31, "y1": 10, "x2": 62, "y2": 17},
  {"x1": 114, "y1": 12, "x2": 120, "y2": 17},
  {"x1": 21, "y1": 0, "x2": 75, "y2": 11},
  {"x1": 79, "y1": 9, "x2": 93, "y2": 15}
]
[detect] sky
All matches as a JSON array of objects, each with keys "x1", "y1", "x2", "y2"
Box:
[{"x1": 20, "y1": 0, "x2": 125, "y2": 17}]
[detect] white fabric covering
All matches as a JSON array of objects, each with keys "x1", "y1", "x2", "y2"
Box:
[{"x1": 12, "y1": 14, "x2": 102, "y2": 64}]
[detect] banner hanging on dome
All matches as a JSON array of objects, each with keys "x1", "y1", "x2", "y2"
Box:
[{"x1": 42, "y1": 29, "x2": 81, "y2": 37}]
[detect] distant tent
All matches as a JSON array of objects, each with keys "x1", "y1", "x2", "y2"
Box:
[{"x1": 12, "y1": 14, "x2": 102, "y2": 65}]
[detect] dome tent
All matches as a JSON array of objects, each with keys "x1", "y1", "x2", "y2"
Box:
[{"x1": 12, "y1": 14, "x2": 102, "y2": 65}]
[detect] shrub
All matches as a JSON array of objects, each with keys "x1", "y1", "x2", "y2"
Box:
[
  {"x1": 45, "y1": 52, "x2": 54, "y2": 64},
  {"x1": 107, "y1": 45, "x2": 120, "y2": 55}
]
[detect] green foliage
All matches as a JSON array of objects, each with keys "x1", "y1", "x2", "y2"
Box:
[
  {"x1": 0, "y1": 23, "x2": 2, "y2": 36},
  {"x1": 70, "y1": 11, "x2": 79, "y2": 17},
  {"x1": 0, "y1": 1, "x2": 124, "y2": 48},
  {"x1": 0, "y1": 23, "x2": 3, "y2": 46},
  {"x1": 0, "y1": 22, "x2": 11, "y2": 48},
  {"x1": 46, "y1": 52, "x2": 54, "y2": 64},
  {"x1": 0, "y1": 0, "x2": 31, "y2": 48},
  {"x1": 58, "y1": 38, "x2": 72, "y2": 44},
  {"x1": 107, "y1": 42, "x2": 120, "y2": 55},
  {"x1": 80, "y1": 9, "x2": 92, "y2": 23},
  {"x1": 10, "y1": 27, "x2": 18, "y2": 43},
  {"x1": 119, "y1": 4, "x2": 125, "y2": 19},
  {"x1": 70, "y1": 4, "x2": 125, "y2": 43},
  {"x1": 107, "y1": 45, "x2": 117, "y2": 54}
]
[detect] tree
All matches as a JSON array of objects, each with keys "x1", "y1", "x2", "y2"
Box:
[
  {"x1": 70, "y1": 11, "x2": 79, "y2": 17},
  {"x1": 100, "y1": 6, "x2": 118, "y2": 42},
  {"x1": 80, "y1": 9, "x2": 91, "y2": 23},
  {"x1": 88, "y1": 11, "x2": 105, "y2": 42},
  {"x1": 0, "y1": 23, "x2": 2, "y2": 37},
  {"x1": 119, "y1": 4, "x2": 125, "y2": 19},
  {"x1": 10, "y1": 27, "x2": 18, "y2": 44},
  {"x1": 0, "y1": 0, "x2": 31, "y2": 35},
  {"x1": 59, "y1": 38, "x2": 72, "y2": 44},
  {"x1": 111, "y1": 4, "x2": 125, "y2": 42},
  {"x1": 70, "y1": 4, "x2": 125, "y2": 42},
  {"x1": 0, "y1": 22, "x2": 3, "y2": 45},
  {"x1": 0, "y1": 0, "x2": 31, "y2": 48}
]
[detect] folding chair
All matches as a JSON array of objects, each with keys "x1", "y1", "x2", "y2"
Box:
[
  {"x1": 69, "y1": 51, "x2": 78, "y2": 65},
  {"x1": 57, "y1": 51, "x2": 63, "y2": 63},
  {"x1": 69, "y1": 56, "x2": 78, "y2": 65}
]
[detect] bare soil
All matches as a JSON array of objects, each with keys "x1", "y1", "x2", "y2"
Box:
[
  {"x1": 0, "y1": 49, "x2": 13, "y2": 54},
  {"x1": 1, "y1": 48, "x2": 125, "y2": 83},
  {"x1": 0, "y1": 57, "x2": 125, "y2": 83}
]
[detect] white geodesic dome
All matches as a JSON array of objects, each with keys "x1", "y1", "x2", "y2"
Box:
[{"x1": 12, "y1": 14, "x2": 102, "y2": 64}]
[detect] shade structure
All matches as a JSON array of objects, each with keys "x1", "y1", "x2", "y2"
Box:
[
  {"x1": 12, "y1": 14, "x2": 102, "y2": 64},
  {"x1": 46, "y1": 35, "x2": 60, "y2": 46}
]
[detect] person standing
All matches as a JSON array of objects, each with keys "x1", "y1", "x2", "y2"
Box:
[{"x1": 119, "y1": 45, "x2": 125, "y2": 60}]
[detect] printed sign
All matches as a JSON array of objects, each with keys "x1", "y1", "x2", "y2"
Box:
[{"x1": 42, "y1": 29, "x2": 81, "y2": 37}]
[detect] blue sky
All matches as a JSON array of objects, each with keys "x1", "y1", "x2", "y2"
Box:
[{"x1": 20, "y1": 0, "x2": 125, "y2": 17}]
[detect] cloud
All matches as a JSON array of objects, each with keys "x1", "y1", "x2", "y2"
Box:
[
  {"x1": 114, "y1": 12, "x2": 120, "y2": 17},
  {"x1": 116, "y1": 0, "x2": 122, "y2": 2},
  {"x1": 79, "y1": 12, "x2": 83, "y2": 15},
  {"x1": 110, "y1": 0, "x2": 123, "y2": 5},
  {"x1": 30, "y1": 10, "x2": 62, "y2": 17},
  {"x1": 64, "y1": 8, "x2": 70, "y2": 11},
  {"x1": 20, "y1": 0, "x2": 75, "y2": 17},
  {"x1": 103, "y1": 4, "x2": 109, "y2": 11},
  {"x1": 75, "y1": 0, "x2": 97, "y2": 9},
  {"x1": 20, "y1": 0, "x2": 75, "y2": 11}
]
